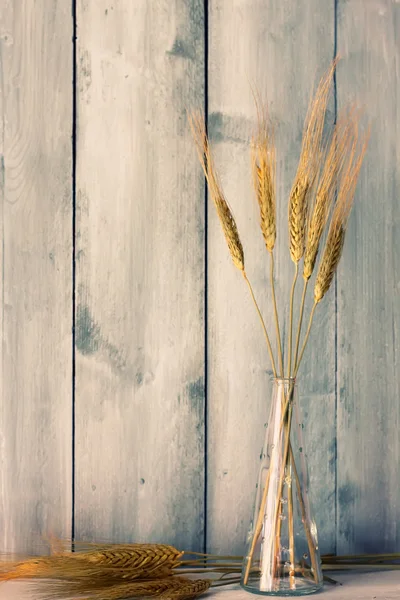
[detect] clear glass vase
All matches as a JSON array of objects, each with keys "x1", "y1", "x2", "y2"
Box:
[{"x1": 241, "y1": 378, "x2": 323, "y2": 596}]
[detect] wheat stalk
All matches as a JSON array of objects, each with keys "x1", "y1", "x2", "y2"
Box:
[
  {"x1": 288, "y1": 58, "x2": 338, "y2": 266},
  {"x1": 188, "y1": 111, "x2": 244, "y2": 272},
  {"x1": 314, "y1": 122, "x2": 369, "y2": 304},
  {"x1": 189, "y1": 110, "x2": 277, "y2": 376},
  {"x1": 33, "y1": 576, "x2": 211, "y2": 600},
  {"x1": 251, "y1": 93, "x2": 284, "y2": 376},
  {"x1": 272, "y1": 60, "x2": 369, "y2": 592},
  {"x1": 0, "y1": 544, "x2": 182, "y2": 583},
  {"x1": 286, "y1": 58, "x2": 338, "y2": 379}
]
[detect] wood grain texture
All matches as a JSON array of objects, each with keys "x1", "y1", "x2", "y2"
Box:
[
  {"x1": 0, "y1": 1, "x2": 72, "y2": 553},
  {"x1": 207, "y1": 0, "x2": 336, "y2": 555},
  {"x1": 336, "y1": 0, "x2": 400, "y2": 553},
  {"x1": 75, "y1": 0, "x2": 205, "y2": 550}
]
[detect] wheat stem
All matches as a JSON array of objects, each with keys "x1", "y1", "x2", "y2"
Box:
[
  {"x1": 323, "y1": 564, "x2": 400, "y2": 571},
  {"x1": 324, "y1": 553, "x2": 400, "y2": 562},
  {"x1": 177, "y1": 568, "x2": 240, "y2": 575},
  {"x1": 178, "y1": 563, "x2": 240, "y2": 570},
  {"x1": 290, "y1": 446, "x2": 319, "y2": 582},
  {"x1": 287, "y1": 454, "x2": 296, "y2": 589},
  {"x1": 293, "y1": 279, "x2": 309, "y2": 369},
  {"x1": 182, "y1": 553, "x2": 242, "y2": 560},
  {"x1": 243, "y1": 272, "x2": 277, "y2": 377},
  {"x1": 267, "y1": 404, "x2": 294, "y2": 587},
  {"x1": 212, "y1": 578, "x2": 242, "y2": 587},
  {"x1": 279, "y1": 302, "x2": 318, "y2": 430},
  {"x1": 242, "y1": 467, "x2": 272, "y2": 585},
  {"x1": 295, "y1": 302, "x2": 318, "y2": 375},
  {"x1": 287, "y1": 263, "x2": 299, "y2": 377},
  {"x1": 269, "y1": 252, "x2": 284, "y2": 376}
]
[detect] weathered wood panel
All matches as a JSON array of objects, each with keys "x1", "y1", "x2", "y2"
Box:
[
  {"x1": 75, "y1": 0, "x2": 205, "y2": 549},
  {"x1": 0, "y1": 1, "x2": 72, "y2": 553},
  {"x1": 336, "y1": 0, "x2": 400, "y2": 553},
  {"x1": 207, "y1": 0, "x2": 336, "y2": 554}
]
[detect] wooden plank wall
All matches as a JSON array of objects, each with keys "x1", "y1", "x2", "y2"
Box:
[
  {"x1": 75, "y1": 0, "x2": 205, "y2": 550},
  {"x1": 0, "y1": 0, "x2": 398, "y2": 559}
]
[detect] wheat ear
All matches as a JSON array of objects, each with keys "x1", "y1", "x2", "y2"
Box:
[
  {"x1": 251, "y1": 95, "x2": 283, "y2": 375},
  {"x1": 188, "y1": 111, "x2": 244, "y2": 271},
  {"x1": 303, "y1": 109, "x2": 358, "y2": 282},
  {"x1": 314, "y1": 122, "x2": 370, "y2": 304},
  {"x1": 251, "y1": 93, "x2": 276, "y2": 254},
  {"x1": 294, "y1": 109, "x2": 358, "y2": 368},
  {"x1": 189, "y1": 111, "x2": 277, "y2": 376},
  {"x1": 295, "y1": 121, "x2": 369, "y2": 372}
]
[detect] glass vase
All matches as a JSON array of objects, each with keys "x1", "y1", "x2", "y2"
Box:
[{"x1": 240, "y1": 378, "x2": 323, "y2": 596}]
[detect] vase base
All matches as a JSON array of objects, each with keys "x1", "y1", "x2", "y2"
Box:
[
  {"x1": 240, "y1": 581, "x2": 323, "y2": 597},
  {"x1": 240, "y1": 572, "x2": 323, "y2": 597}
]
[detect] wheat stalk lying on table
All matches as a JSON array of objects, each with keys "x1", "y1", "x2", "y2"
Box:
[
  {"x1": 0, "y1": 543, "x2": 182, "y2": 583},
  {"x1": 33, "y1": 575, "x2": 211, "y2": 600}
]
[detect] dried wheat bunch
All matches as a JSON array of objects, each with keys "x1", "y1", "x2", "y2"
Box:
[
  {"x1": 251, "y1": 94, "x2": 276, "y2": 252},
  {"x1": 188, "y1": 111, "x2": 244, "y2": 271},
  {"x1": 314, "y1": 122, "x2": 370, "y2": 302},
  {"x1": 289, "y1": 58, "x2": 338, "y2": 263}
]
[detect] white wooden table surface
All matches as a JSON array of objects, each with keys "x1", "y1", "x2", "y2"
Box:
[{"x1": 1, "y1": 572, "x2": 399, "y2": 599}]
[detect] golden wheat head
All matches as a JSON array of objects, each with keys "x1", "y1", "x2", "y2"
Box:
[
  {"x1": 189, "y1": 111, "x2": 245, "y2": 271},
  {"x1": 251, "y1": 92, "x2": 276, "y2": 252},
  {"x1": 289, "y1": 57, "x2": 338, "y2": 263},
  {"x1": 314, "y1": 122, "x2": 370, "y2": 302},
  {"x1": 303, "y1": 108, "x2": 359, "y2": 280}
]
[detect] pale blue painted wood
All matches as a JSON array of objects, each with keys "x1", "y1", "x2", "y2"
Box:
[
  {"x1": 0, "y1": 0, "x2": 73, "y2": 554},
  {"x1": 74, "y1": 0, "x2": 206, "y2": 551},
  {"x1": 336, "y1": 0, "x2": 400, "y2": 553}
]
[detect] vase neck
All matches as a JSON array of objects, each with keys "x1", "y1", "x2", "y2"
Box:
[
  {"x1": 271, "y1": 377, "x2": 297, "y2": 398},
  {"x1": 272, "y1": 376, "x2": 296, "y2": 386}
]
